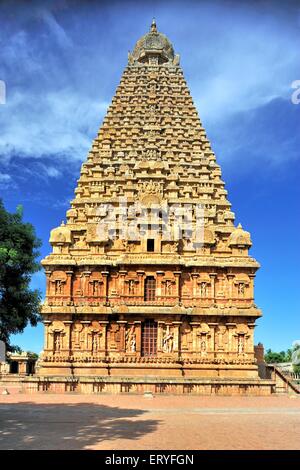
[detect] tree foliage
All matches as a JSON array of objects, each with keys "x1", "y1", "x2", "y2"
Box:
[
  {"x1": 0, "y1": 200, "x2": 42, "y2": 348},
  {"x1": 264, "y1": 349, "x2": 292, "y2": 364},
  {"x1": 264, "y1": 346, "x2": 298, "y2": 364}
]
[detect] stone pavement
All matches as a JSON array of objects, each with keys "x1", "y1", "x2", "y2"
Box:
[{"x1": 0, "y1": 393, "x2": 299, "y2": 450}]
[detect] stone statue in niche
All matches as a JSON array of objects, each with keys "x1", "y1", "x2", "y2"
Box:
[
  {"x1": 92, "y1": 332, "x2": 100, "y2": 353},
  {"x1": 238, "y1": 335, "x2": 245, "y2": 354},
  {"x1": 90, "y1": 280, "x2": 102, "y2": 296},
  {"x1": 200, "y1": 336, "x2": 207, "y2": 352},
  {"x1": 55, "y1": 280, "x2": 63, "y2": 295},
  {"x1": 200, "y1": 282, "x2": 207, "y2": 297},
  {"x1": 238, "y1": 283, "x2": 245, "y2": 296},
  {"x1": 197, "y1": 323, "x2": 210, "y2": 354},
  {"x1": 163, "y1": 326, "x2": 174, "y2": 353},
  {"x1": 88, "y1": 321, "x2": 102, "y2": 353},
  {"x1": 128, "y1": 280, "x2": 136, "y2": 295},
  {"x1": 54, "y1": 332, "x2": 61, "y2": 352},
  {"x1": 165, "y1": 280, "x2": 173, "y2": 296},
  {"x1": 93, "y1": 281, "x2": 99, "y2": 296},
  {"x1": 125, "y1": 325, "x2": 136, "y2": 352},
  {"x1": 49, "y1": 321, "x2": 65, "y2": 353}
]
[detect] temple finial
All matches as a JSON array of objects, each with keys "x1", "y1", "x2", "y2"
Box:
[{"x1": 151, "y1": 18, "x2": 157, "y2": 32}]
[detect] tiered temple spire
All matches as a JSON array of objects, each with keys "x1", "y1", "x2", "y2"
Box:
[{"x1": 39, "y1": 22, "x2": 262, "y2": 386}]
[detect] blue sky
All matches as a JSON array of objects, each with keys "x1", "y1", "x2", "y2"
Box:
[{"x1": 0, "y1": 0, "x2": 299, "y2": 353}]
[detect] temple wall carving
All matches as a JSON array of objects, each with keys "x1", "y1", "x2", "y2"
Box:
[
  {"x1": 45, "y1": 267, "x2": 255, "y2": 308},
  {"x1": 42, "y1": 317, "x2": 256, "y2": 366}
]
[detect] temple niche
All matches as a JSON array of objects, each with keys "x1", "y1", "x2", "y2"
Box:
[{"x1": 39, "y1": 20, "x2": 264, "y2": 388}]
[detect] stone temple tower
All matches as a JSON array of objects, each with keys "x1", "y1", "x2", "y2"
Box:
[{"x1": 39, "y1": 21, "x2": 271, "y2": 394}]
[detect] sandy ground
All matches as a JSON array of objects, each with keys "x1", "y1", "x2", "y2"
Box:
[{"x1": 0, "y1": 392, "x2": 299, "y2": 450}]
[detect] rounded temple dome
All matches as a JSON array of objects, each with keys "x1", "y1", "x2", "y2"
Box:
[
  {"x1": 130, "y1": 19, "x2": 175, "y2": 65},
  {"x1": 49, "y1": 222, "x2": 72, "y2": 245},
  {"x1": 228, "y1": 223, "x2": 252, "y2": 247}
]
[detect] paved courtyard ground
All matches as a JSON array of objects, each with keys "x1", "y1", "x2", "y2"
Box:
[{"x1": 0, "y1": 392, "x2": 299, "y2": 450}]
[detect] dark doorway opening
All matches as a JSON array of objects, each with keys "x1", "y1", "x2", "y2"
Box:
[
  {"x1": 10, "y1": 361, "x2": 19, "y2": 374},
  {"x1": 147, "y1": 239, "x2": 155, "y2": 252}
]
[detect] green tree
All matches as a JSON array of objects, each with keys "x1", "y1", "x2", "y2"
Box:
[
  {"x1": 286, "y1": 349, "x2": 292, "y2": 361},
  {"x1": 0, "y1": 200, "x2": 42, "y2": 349},
  {"x1": 264, "y1": 349, "x2": 288, "y2": 364},
  {"x1": 26, "y1": 351, "x2": 39, "y2": 359}
]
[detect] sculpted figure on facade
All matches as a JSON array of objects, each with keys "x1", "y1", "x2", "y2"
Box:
[
  {"x1": 162, "y1": 325, "x2": 174, "y2": 353},
  {"x1": 48, "y1": 321, "x2": 66, "y2": 354},
  {"x1": 72, "y1": 321, "x2": 84, "y2": 350},
  {"x1": 125, "y1": 325, "x2": 136, "y2": 353},
  {"x1": 216, "y1": 325, "x2": 227, "y2": 350},
  {"x1": 88, "y1": 321, "x2": 103, "y2": 353},
  {"x1": 197, "y1": 323, "x2": 210, "y2": 355},
  {"x1": 234, "y1": 324, "x2": 249, "y2": 355}
]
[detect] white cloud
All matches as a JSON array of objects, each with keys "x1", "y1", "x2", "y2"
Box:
[
  {"x1": 0, "y1": 89, "x2": 109, "y2": 163},
  {"x1": 0, "y1": 172, "x2": 12, "y2": 189},
  {"x1": 0, "y1": 0, "x2": 298, "y2": 175},
  {"x1": 0, "y1": 173, "x2": 11, "y2": 182}
]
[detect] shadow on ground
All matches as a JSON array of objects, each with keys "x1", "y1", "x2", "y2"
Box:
[{"x1": 0, "y1": 401, "x2": 159, "y2": 450}]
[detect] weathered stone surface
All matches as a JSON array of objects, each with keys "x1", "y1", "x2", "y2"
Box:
[{"x1": 39, "y1": 21, "x2": 264, "y2": 385}]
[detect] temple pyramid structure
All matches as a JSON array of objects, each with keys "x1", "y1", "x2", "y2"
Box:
[{"x1": 39, "y1": 21, "x2": 271, "y2": 394}]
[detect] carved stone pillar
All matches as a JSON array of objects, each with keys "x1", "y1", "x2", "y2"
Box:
[
  {"x1": 247, "y1": 323, "x2": 256, "y2": 354},
  {"x1": 190, "y1": 322, "x2": 200, "y2": 353},
  {"x1": 101, "y1": 271, "x2": 109, "y2": 303},
  {"x1": 44, "y1": 321, "x2": 51, "y2": 350},
  {"x1": 249, "y1": 275, "x2": 255, "y2": 302},
  {"x1": 45, "y1": 271, "x2": 52, "y2": 297},
  {"x1": 226, "y1": 323, "x2": 236, "y2": 353},
  {"x1": 156, "y1": 271, "x2": 164, "y2": 297},
  {"x1": 157, "y1": 321, "x2": 165, "y2": 353},
  {"x1": 119, "y1": 270, "x2": 127, "y2": 296},
  {"x1": 117, "y1": 321, "x2": 127, "y2": 352},
  {"x1": 173, "y1": 271, "x2": 182, "y2": 300},
  {"x1": 172, "y1": 321, "x2": 182, "y2": 356},
  {"x1": 191, "y1": 273, "x2": 199, "y2": 298},
  {"x1": 65, "y1": 271, "x2": 73, "y2": 301},
  {"x1": 63, "y1": 321, "x2": 73, "y2": 354},
  {"x1": 137, "y1": 271, "x2": 145, "y2": 300},
  {"x1": 209, "y1": 273, "x2": 217, "y2": 302},
  {"x1": 100, "y1": 321, "x2": 109, "y2": 354},
  {"x1": 81, "y1": 321, "x2": 91, "y2": 351},
  {"x1": 19, "y1": 361, "x2": 27, "y2": 376},
  {"x1": 82, "y1": 270, "x2": 91, "y2": 297},
  {"x1": 208, "y1": 323, "x2": 218, "y2": 353},
  {"x1": 227, "y1": 274, "x2": 234, "y2": 306},
  {"x1": 134, "y1": 321, "x2": 142, "y2": 355}
]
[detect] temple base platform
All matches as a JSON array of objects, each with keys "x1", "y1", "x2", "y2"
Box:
[{"x1": 19, "y1": 374, "x2": 275, "y2": 396}]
